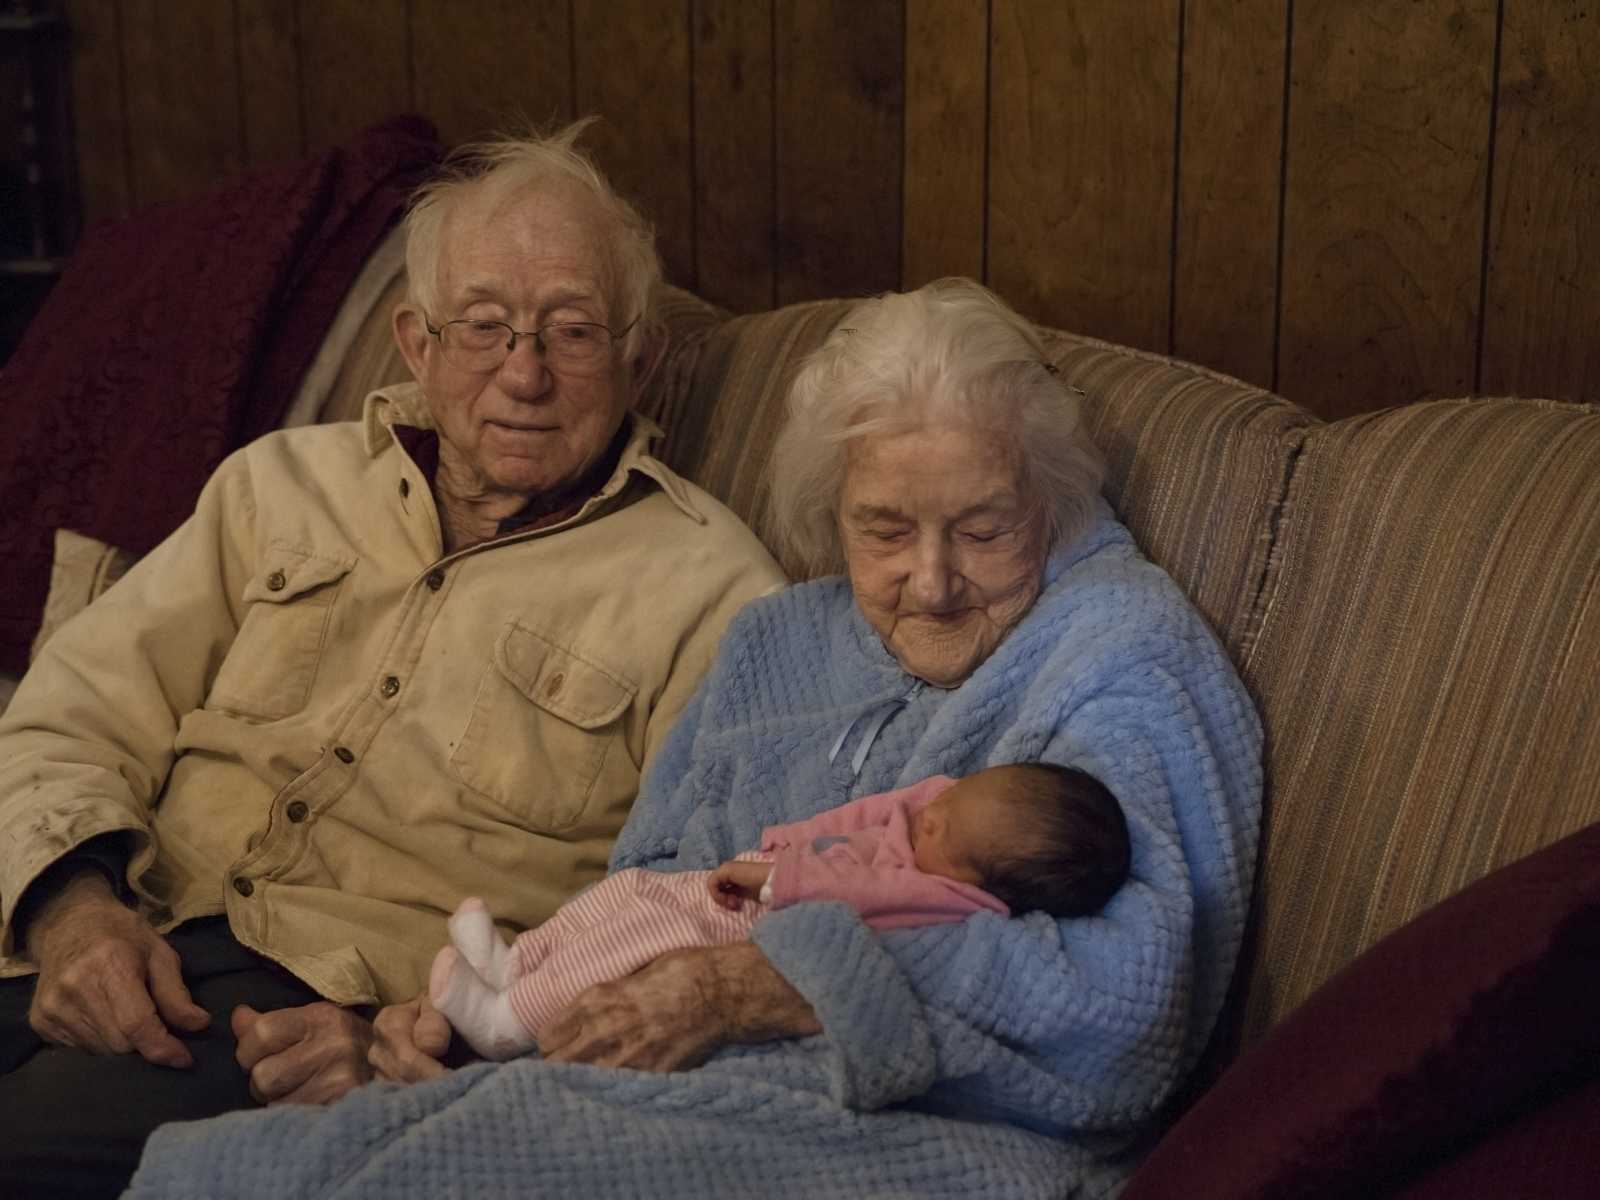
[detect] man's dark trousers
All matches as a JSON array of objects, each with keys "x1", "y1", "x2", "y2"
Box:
[{"x1": 0, "y1": 918, "x2": 322, "y2": 1198}]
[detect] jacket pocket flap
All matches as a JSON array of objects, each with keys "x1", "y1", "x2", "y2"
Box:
[
  {"x1": 495, "y1": 623, "x2": 635, "y2": 728},
  {"x1": 241, "y1": 545, "x2": 356, "y2": 604}
]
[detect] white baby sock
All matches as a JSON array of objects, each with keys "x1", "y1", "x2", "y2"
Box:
[
  {"x1": 446, "y1": 896, "x2": 514, "y2": 988},
  {"x1": 428, "y1": 898, "x2": 536, "y2": 1060}
]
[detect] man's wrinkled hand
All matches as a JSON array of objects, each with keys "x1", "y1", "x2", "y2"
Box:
[
  {"x1": 232, "y1": 1001, "x2": 374, "y2": 1104},
  {"x1": 27, "y1": 872, "x2": 209, "y2": 1068},
  {"x1": 368, "y1": 991, "x2": 452, "y2": 1085}
]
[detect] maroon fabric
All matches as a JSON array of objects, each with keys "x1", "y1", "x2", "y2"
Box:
[
  {"x1": 1390, "y1": 1074, "x2": 1600, "y2": 1199},
  {"x1": 1121, "y1": 820, "x2": 1600, "y2": 1200},
  {"x1": 0, "y1": 116, "x2": 440, "y2": 673}
]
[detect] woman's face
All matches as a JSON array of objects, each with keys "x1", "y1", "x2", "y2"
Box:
[{"x1": 839, "y1": 427, "x2": 1047, "y2": 687}]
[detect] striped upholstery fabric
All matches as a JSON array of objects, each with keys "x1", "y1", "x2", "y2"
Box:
[
  {"x1": 1237, "y1": 398, "x2": 1600, "y2": 1041},
  {"x1": 1039, "y1": 329, "x2": 1314, "y2": 661},
  {"x1": 640, "y1": 299, "x2": 855, "y2": 579}
]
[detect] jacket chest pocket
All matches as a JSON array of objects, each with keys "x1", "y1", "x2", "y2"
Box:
[
  {"x1": 450, "y1": 622, "x2": 636, "y2": 832},
  {"x1": 207, "y1": 545, "x2": 355, "y2": 721}
]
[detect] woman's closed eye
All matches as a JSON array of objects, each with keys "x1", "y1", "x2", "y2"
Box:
[{"x1": 957, "y1": 523, "x2": 1022, "y2": 545}]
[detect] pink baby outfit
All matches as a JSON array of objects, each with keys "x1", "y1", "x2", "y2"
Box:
[
  {"x1": 493, "y1": 775, "x2": 1008, "y2": 1044},
  {"x1": 761, "y1": 774, "x2": 1010, "y2": 929}
]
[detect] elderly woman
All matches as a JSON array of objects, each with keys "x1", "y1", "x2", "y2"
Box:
[{"x1": 127, "y1": 279, "x2": 1261, "y2": 1198}]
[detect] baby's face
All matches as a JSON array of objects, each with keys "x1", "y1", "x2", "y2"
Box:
[{"x1": 910, "y1": 772, "x2": 1012, "y2": 883}]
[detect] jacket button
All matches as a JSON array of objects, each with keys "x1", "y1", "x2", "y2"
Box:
[
  {"x1": 381, "y1": 676, "x2": 400, "y2": 698},
  {"x1": 334, "y1": 746, "x2": 355, "y2": 764},
  {"x1": 233, "y1": 877, "x2": 254, "y2": 897},
  {"x1": 426, "y1": 569, "x2": 445, "y2": 591},
  {"x1": 266, "y1": 571, "x2": 286, "y2": 592},
  {"x1": 286, "y1": 801, "x2": 309, "y2": 822},
  {"x1": 399, "y1": 478, "x2": 410, "y2": 498},
  {"x1": 545, "y1": 672, "x2": 565, "y2": 698}
]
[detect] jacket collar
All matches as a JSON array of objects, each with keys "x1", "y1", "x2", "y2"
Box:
[{"x1": 359, "y1": 381, "x2": 708, "y2": 526}]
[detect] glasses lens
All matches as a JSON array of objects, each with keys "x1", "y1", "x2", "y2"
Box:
[
  {"x1": 542, "y1": 322, "x2": 610, "y2": 367},
  {"x1": 436, "y1": 320, "x2": 617, "y2": 373},
  {"x1": 440, "y1": 321, "x2": 510, "y2": 371}
]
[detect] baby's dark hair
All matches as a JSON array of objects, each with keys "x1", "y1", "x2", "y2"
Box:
[{"x1": 975, "y1": 763, "x2": 1130, "y2": 918}]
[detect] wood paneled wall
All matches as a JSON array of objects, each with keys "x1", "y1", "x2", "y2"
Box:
[{"x1": 62, "y1": 0, "x2": 1600, "y2": 421}]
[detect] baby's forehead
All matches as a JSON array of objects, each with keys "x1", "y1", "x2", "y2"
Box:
[
  {"x1": 952, "y1": 769, "x2": 1028, "y2": 817},
  {"x1": 966, "y1": 764, "x2": 1033, "y2": 794}
]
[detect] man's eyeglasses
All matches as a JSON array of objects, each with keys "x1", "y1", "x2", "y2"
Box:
[{"x1": 425, "y1": 316, "x2": 637, "y2": 375}]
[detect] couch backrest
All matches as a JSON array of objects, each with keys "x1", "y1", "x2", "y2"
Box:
[{"x1": 1235, "y1": 398, "x2": 1600, "y2": 1039}]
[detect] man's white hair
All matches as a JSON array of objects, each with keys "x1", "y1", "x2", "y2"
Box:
[
  {"x1": 402, "y1": 117, "x2": 661, "y2": 359},
  {"x1": 768, "y1": 277, "x2": 1106, "y2": 576}
]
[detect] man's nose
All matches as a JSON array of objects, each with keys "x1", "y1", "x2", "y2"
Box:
[{"x1": 497, "y1": 332, "x2": 551, "y2": 396}]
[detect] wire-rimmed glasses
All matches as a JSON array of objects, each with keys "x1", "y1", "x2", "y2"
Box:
[{"x1": 425, "y1": 316, "x2": 636, "y2": 375}]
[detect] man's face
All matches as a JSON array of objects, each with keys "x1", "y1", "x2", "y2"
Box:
[{"x1": 399, "y1": 182, "x2": 634, "y2": 505}]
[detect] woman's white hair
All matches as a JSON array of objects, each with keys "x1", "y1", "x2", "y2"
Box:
[
  {"x1": 768, "y1": 278, "x2": 1105, "y2": 576},
  {"x1": 402, "y1": 117, "x2": 661, "y2": 359}
]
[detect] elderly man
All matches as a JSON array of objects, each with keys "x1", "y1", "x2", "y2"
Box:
[{"x1": 0, "y1": 121, "x2": 782, "y2": 1196}]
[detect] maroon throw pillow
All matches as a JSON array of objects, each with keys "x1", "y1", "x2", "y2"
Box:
[
  {"x1": 1122, "y1": 820, "x2": 1600, "y2": 1199},
  {"x1": 1390, "y1": 1073, "x2": 1600, "y2": 1199}
]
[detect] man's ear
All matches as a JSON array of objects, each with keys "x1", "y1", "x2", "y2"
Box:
[
  {"x1": 624, "y1": 322, "x2": 670, "y2": 402},
  {"x1": 393, "y1": 304, "x2": 432, "y2": 381}
]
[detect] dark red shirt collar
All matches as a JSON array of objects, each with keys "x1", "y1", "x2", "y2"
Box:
[{"x1": 393, "y1": 418, "x2": 632, "y2": 537}]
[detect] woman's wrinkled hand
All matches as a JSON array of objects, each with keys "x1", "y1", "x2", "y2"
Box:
[{"x1": 539, "y1": 942, "x2": 820, "y2": 1072}]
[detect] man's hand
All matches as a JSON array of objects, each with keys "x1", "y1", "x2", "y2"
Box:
[
  {"x1": 707, "y1": 860, "x2": 773, "y2": 911},
  {"x1": 26, "y1": 871, "x2": 210, "y2": 1068},
  {"x1": 232, "y1": 1002, "x2": 374, "y2": 1104},
  {"x1": 539, "y1": 942, "x2": 820, "y2": 1072},
  {"x1": 368, "y1": 991, "x2": 453, "y2": 1085}
]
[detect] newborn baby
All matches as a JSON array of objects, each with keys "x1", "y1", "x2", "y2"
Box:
[{"x1": 431, "y1": 762, "x2": 1128, "y2": 1060}]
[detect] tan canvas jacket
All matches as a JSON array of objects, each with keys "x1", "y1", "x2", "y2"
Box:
[{"x1": 0, "y1": 384, "x2": 784, "y2": 1005}]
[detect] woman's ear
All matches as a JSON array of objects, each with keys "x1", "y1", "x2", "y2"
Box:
[{"x1": 393, "y1": 304, "x2": 432, "y2": 381}]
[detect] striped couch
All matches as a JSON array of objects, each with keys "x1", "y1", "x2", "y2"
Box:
[{"x1": 16, "y1": 230, "x2": 1599, "y2": 1193}]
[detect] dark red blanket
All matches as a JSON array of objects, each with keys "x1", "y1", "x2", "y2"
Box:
[{"x1": 0, "y1": 117, "x2": 441, "y2": 673}]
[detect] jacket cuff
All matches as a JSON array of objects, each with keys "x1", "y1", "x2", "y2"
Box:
[
  {"x1": 751, "y1": 900, "x2": 936, "y2": 1111},
  {"x1": 11, "y1": 832, "x2": 132, "y2": 951}
]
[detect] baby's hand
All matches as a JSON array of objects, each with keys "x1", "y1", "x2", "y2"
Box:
[{"x1": 707, "y1": 860, "x2": 772, "y2": 911}]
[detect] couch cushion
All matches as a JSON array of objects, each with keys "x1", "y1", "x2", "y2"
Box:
[
  {"x1": 638, "y1": 299, "x2": 855, "y2": 578},
  {"x1": 1238, "y1": 398, "x2": 1600, "y2": 1039},
  {"x1": 1122, "y1": 818, "x2": 1600, "y2": 1200},
  {"x1": 1041, "y1": 330, "x2": 1314, "y2": 662}
]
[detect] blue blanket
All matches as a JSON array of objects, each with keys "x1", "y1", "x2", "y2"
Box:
[{"x1": 129, "y1": 507, "x2": 1262, "y2": 1199}]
